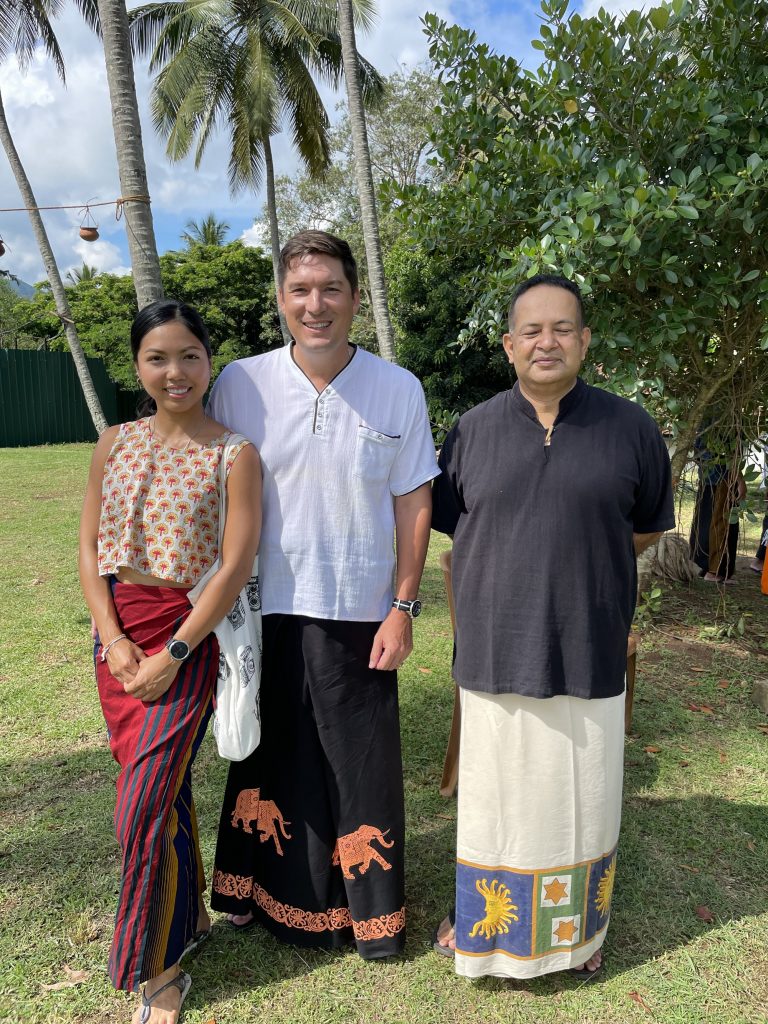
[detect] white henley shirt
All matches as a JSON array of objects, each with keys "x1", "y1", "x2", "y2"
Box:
[{"x1": 208, "y1": 345, "x2": 440, "y2": 621}]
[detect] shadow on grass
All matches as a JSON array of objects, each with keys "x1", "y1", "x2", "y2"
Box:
[{"x1": 2, "y1": 675, "x2": 766, "y2": 1002}]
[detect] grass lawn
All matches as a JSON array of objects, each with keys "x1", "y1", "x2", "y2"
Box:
[{"x1": 1, "y1": 445, "x2": 766, "y2": 1024}]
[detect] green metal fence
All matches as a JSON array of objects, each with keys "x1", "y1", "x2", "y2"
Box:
[{"x1": 0, "y1": 349, "x2": 138, "y2": 446}]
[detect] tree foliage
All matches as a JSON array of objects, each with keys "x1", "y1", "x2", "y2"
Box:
[
  {"x1": 398, "y1": 0, "x2": 768, "y2": 479},
  {"x1": 16, "y1": 241, "x2": 278, "y2": 387},
  {"x1": 180, "y1": 213, "x2": 230, "y2": 247}
]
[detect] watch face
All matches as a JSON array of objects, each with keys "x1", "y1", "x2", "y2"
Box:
[
  {"x1": 410, "y1": 600, "x2": 422, "y2": 618},
  {"x1": 167, "y1": 639, "x2": 190, "y2": 661}
]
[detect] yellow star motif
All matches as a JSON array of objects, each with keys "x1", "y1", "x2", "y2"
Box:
[
  {"x1": 554, "y1": 919, "x2": 578, "y2": 942},
  {"x1": 543, "y1": 878, "x2": 569, "y2": 905}
]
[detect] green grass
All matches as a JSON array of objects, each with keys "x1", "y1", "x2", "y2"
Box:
[{"x1": 1, "y1": 446, "x2": 767, "y2": 1024}]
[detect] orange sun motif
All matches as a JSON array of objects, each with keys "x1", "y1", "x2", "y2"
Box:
[
  {"x1": 596, "y1": 857, "x2": 616, "y2": 916},
  {"x1": 469, "y1": 879, "x2": 519, "y2": 939}
]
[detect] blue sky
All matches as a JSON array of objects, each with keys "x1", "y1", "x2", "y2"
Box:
[{"x1": 0, "y1": 0, "x2": 621, "y2": 285}]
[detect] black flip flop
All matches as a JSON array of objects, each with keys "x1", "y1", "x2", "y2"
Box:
[{"x1": 431, "y1": 906, "x2": 456, "y2": 958}]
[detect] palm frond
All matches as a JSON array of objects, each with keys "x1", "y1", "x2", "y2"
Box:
[{"x1": 1, "y1": 0, "x2": 66, "y2": 79}]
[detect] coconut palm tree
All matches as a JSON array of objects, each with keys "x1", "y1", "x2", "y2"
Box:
[
  {"x1": 130, "y1": 0, "x2": 382, "y2": 347},
  {"x1": 94, "y1": 0, "x2": 164, "y2": 309},
  {"x1": 0, "y1": 0, "x2": 108, "y2": 433},
  {"x1": 66, "y1": 263, "x2": 99, "y2": 284},
  {"x1": 337, "y1": 0, "x2": 394, "y2": 361},
  {"x1": 181, "y1": 212, "x2": 230, "y2": 247}
]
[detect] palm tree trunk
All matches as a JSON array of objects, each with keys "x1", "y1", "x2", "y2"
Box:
[
  {"x1": 0, "y1": 88, "x2": 108, "y2": 434},
  {"x1": 96, "y1": 0, "x2": 163, "y2": 309},
  {"x1": 264, "y1": 135, "x2": 292, "y2": 346},
  {"x1": 336, "y1": 0, "x2": 396, "y2": 363}
]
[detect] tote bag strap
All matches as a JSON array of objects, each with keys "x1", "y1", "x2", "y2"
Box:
[{"x1": 217, "y1": 432, "x2": 249, "y2": 548}]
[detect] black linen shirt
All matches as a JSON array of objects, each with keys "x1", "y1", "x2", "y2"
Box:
[{"x1": 432, "y1": 379, "x2": 675, "y2": 699}]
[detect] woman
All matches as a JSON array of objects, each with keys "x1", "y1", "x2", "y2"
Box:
[{"x1": 79, "y1": 300, "x2": 261, "y2": 1024}]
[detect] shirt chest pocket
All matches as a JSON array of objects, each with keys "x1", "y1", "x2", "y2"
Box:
[{"x1": 354, "y1": 424, "x2": 400, "y2": 482}]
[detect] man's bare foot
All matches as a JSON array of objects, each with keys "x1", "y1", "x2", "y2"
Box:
[
  {"x1": 133, "y1": 966, "x2": 190, "y2": 1024},
  {"x1": 433, "y1": 914, "x2": 456, "y2": 954},
  {"x1": 574, "y1": 947, "x2": 602, "y2": 973},
  {"x1": 226, "y1": 911, "x2": 255, "y2": 929},
  {"x1": 570, "y1": 947, "x2": 603, "y2": 979},
  {"x1": 749, "y1": 559, "x2": 764, "y2": 574},
  {"x1": 703, "y1": 572, "x2": 723, "y2": 582}
]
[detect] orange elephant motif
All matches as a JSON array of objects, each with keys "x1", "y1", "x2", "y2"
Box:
[
  {"x1": 231, "y1": 788, "x2": 292, "y2": 856},
  {"x1": 332, "y1": 825, "x2": 394, "y2": 879}
]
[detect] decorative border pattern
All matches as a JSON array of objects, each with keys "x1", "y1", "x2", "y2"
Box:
[{"x1": 212, "y1": 869, "x2": 405, "y2": 940}]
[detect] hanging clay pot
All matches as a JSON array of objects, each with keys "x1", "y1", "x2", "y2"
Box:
[{"x1": 79, "y1": 226, "x2": 99, "y2": 242}]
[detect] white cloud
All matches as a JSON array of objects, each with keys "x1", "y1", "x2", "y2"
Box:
[
  {"x1": 69, "y1": 236, "x2": 131, "y2": 276},
  {"x1": 240, "y1": 224, "x2": 268, "y2": 249}
]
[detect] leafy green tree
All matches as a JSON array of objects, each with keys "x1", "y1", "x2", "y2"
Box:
[
  {"x1": 400, "y1": 0, "x2": 768, "y2": 482},
  {"x1": 387, "y1": 242, "x2": 511, "y2": 439},
  {"x1": 181, "y1": 213, "x2": 230, "y2": 247},
  {"x1": 160, "y1": 240, "x2": 278, "y2": 374},
  {"x1": 0, "y1": 278, "x2": 36, "y2": 348},
  {"x1": 130, "y1": 0, "x2": 382, "y2": 346},
  {"x1": 25, "y1": 241, "x2": 278, "y2": 386}
]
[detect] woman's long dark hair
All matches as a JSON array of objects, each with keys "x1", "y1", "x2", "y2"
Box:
[{"x1": 132, "y1": 299, "x2": 212, "y2": 417}]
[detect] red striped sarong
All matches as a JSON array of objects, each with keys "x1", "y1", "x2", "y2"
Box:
[{"x1": 96, "y1": 581, "x2": 216, "y2": 992}]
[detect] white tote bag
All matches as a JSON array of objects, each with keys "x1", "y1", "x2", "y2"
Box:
[{"x1": 188, "y1": 434, "x2": 261, "y2": 761}]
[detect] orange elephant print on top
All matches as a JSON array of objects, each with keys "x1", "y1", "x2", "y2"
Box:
[
  {"x1": 332, "y1": 825, "x2": 394, "y2": 879},
  {"x1": 231, "y1": 788, "x2": 292, "y2": 856}
]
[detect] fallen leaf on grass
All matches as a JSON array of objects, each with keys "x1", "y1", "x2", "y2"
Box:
[
  {"x1": 679, "y1": 863, "x2": 700, "y2": 873},
  {"x1": 747, "y1": 840, "x2": 757, "y2": 852},
  {"x1": 695, "y1": 905, "x2": 715, "y2": 923},
  {"x1": 690, "y1": 666, "x2": 707, "y2": 673},
  {"x1": 698, "y1": 704, "x2": 715, "y2": 715},
  {"x1": 63, "y1": 966, "x2": 89, "y2": 982},
  {"x1": 418, "y1": 667, "x2": 432, "y2": 674},
  {"x1": 679, "y1": 760, "x2": 690, "y2": 767},
  {"x1": 756, "y1": 725, "x2": 768, "y2": 735},
  {"x1": 717, "y1": 680, "x2": 731, "y2": 689},
  {"x1": 628, "y1": 991, "x2": 652, "y2": 1012},
  {"x1": 686, "y1": 703, "x2": 700, "y2": 711},
  {"x1": 719, "y1": 751, "x2": 727, "y2": 764},
  {"x1": 644, "y1": 745, "x2": 661, "y2": 754},
  {"x1": 41, "y1": 966, "x2": 90, "y2": 991}
]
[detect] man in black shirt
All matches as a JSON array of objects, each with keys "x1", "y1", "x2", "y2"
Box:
[{"x1": 432, "y1": 275, "x2": 674, "y2": 981}]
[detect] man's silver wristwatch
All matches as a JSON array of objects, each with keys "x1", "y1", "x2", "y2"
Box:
[
  {"x1": 165, "y1": 637, "x2": 191, "y2": 662},
  {"x1": 392, "y1": 598, "x2": 422, "y2": 618}
]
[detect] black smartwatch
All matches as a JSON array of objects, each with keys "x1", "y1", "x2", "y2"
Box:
[
  {"x1": 392, "y1": 598, "x2": 422, "y2": 618},
  {"x1": 165, "y1": 637, "x2": 191, "y2": 662}
]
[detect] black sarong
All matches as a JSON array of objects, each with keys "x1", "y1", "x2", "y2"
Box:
[{"x1": 211, "y1": 614, "x2": 405, "y2": 958}]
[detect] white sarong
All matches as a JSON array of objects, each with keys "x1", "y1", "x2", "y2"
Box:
[{"x1": 455, "y1": 688, "x2": 624, "y2": 979}]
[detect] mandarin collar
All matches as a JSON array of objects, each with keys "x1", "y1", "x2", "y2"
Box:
[{"x1": 511, "y1": 377, "x2": 586, "y2": 424}]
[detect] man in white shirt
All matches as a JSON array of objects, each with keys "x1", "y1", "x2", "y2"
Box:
[{"x1": 209, "y1": 230, "x2": 438, "y2": 958}]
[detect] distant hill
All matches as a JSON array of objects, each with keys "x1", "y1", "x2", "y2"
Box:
[{"x1": 5, "y1": 277, "x2": 36, "y2": 299}]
